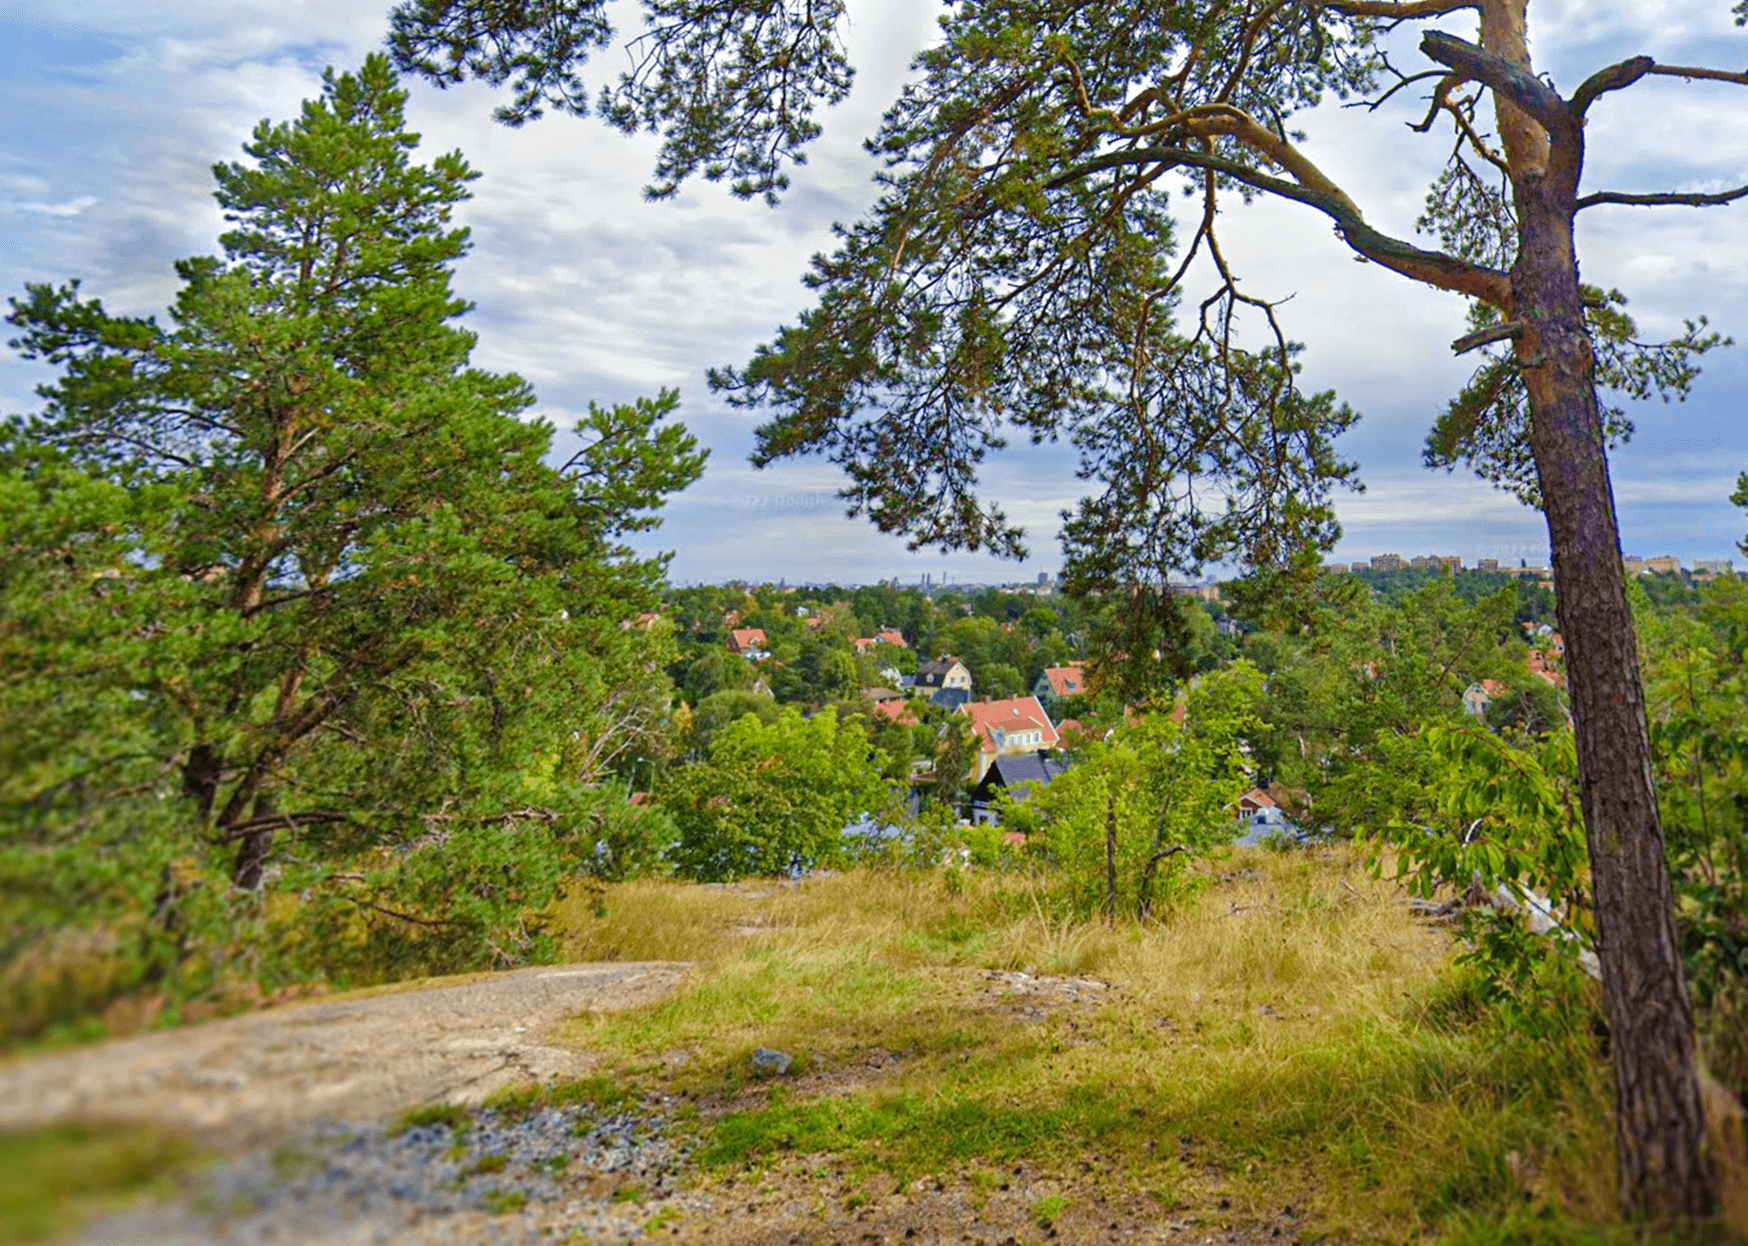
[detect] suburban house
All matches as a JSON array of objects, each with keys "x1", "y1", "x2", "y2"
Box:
[
  {"x1": 876, "y1": 629, "x2": 908, "y2": 648},
  {"x1": 871, "y1": 697, "x2": 920, "y2": 727},
  {"x1": 1462, "y1": 678, "x2": 1508, "y2": 719},
  {"x1": 727, "y1": 627, "x2": 769, "y2": 659},
  {"x1": 1234, "y1": 787, "x2": 1276, "y2": 819},
  {"x1": 968, "y1": 751, "x2": 1068, "y2": 824},
  {"x1": 1032, "y1": 663, "x2": 1086, "y2": 706},
  {"x1": 914, "y1": 655, "x2": 974, "y2": 709},
  {"x1": 959, "y1": 695, "x2": 1060, "y2": 783},
  {"x1": 1527, "y1": 647, "x2": 1566, "y2": 689}
]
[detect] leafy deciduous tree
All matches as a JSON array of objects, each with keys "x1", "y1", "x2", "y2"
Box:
[
  {"x1": 1005, "y1": 662, "x2": 1263, "y2": 922},
  {"x1": 664, "y1": 706, "x2": 893, "y2": 880}
]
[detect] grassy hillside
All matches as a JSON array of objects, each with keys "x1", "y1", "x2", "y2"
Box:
[
  {"x1": 7, "y1": 845, "x2": 1742, "y2": 1244},
  {"x1": 541, "y1": 845, "x2": 1701, "y2": 1244}
]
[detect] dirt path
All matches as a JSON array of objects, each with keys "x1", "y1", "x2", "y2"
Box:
[{"x1": 0, "y1": 962, "x2": 689, "y2": 1147}]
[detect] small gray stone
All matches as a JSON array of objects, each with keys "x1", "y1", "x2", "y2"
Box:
[{"x1": 750, "y1": 1047, "x2": 793, "y2": 1077}]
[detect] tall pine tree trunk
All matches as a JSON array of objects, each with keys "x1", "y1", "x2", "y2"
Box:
[{"x1": 1514, "y1": 173, "x2": 1716, "y2": 1218}]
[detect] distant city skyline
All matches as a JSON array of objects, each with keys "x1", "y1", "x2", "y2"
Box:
[
  {"x1": 4, "y1": 2, "x2": 1745, "y2": 585},
  {"x1": 669, "y1": 546, "x2": 1737, "y2": 590}
]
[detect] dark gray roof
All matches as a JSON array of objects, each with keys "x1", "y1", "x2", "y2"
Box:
[
  {"x1": 987, "y1": 753, "x2": 1067, "y2": 790},
  {"x1": 914, "y1": 657, "x2": 960, "y2": 686}
]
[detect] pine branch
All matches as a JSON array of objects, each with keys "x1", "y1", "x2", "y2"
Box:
[
  {"x1": 1452, "y1": 321, "x2": 1524, "y2": 354},
  {"x1": 1571, "y1": 56, "x2": 1655, "y2": 115},
  {"x1": 1045, "y1": 145, "x2": 1509, "y2": 304},
  {"x1": 1646, "y1": 64, "x2": 1748, "y2": 87},
  {"x1": 1577, "y1": 185, "x2": 1748, "y2": 210},
  {"x1": 1419, "y1": 32, "x2": 1573, "y2": 139}
]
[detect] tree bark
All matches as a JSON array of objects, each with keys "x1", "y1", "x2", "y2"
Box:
[
  {"x1": 182, "y1": 743, "x2": 223, "y2": 821},
  {"x1": 1511, "y1": 119, "x2": 1717, "y2": 1224},
  {"x1": 231, "y1": 793, "x2": 278, "y2": 891}
]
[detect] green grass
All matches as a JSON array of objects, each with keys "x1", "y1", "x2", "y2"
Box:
[
  {"x1": 547, "y1": 849, "x2": 1709, "y2": 1243},
  {"x1": 485, "y1": 1070, "x2": 644, "y2": 1121},
  {"x1": 388, "y1": 1101, "x2": 470, "y2": 1139},
  {"x1": 480, "y1": 1186, "x2": 528, "y2": 1215},
  {"x1": 0, "y1": 1121, "x2": 195, "y2": 1243},
  {"x1": 1033, "y1": 1193, "x2": 1070, "y2": 1228}
]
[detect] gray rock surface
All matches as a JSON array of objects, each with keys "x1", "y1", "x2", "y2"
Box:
[{"x1": 0, "y1": 962, "x2": 689, "y2": 1148}]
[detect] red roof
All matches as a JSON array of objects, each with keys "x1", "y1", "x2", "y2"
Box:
[
  {"x1": 959, "y1": 696, "x2": 1059, "y2": 754},
  {"x1": 1526, "y1": 648, "x2": 1567, "y2": 688},
  {"x1": 872, "y1": 699, "x2": 918, "y2": 726},
  {"x1": 728, "y1": 628, "x2": 768, "y2": 653},
  {"x1": 876, "y1": 630, "x2": 908, "y2": 648},
  {"x1": 1236, "y1": 787, "x2": 1275, "y2": 812},
  {"x1": 1040, "y1": 665, "x2": 1085, "y2": 698}
]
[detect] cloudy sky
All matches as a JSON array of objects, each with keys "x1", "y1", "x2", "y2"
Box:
[{"x1": 3, "y1": 0, "x2": 1745, "y2": 584}]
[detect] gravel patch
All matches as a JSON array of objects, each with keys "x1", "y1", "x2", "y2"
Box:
[{"x1": 75, "y1": 1102, "x2": 698, "y2": 1245}]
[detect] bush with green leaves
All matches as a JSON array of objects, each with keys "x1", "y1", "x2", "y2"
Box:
[
  {"x1": 663, "y1": 707, "x2": 897, "y2": 881},
  {"x1": 1005, "y1": 662, "x2": 1264, "y2": 922},
  {"x1": 1368, "y1": 575, "x2": 1748, "y2": 1098},
  {"x1": 1369, "y1": 724, "x2": 1594, "y2": 995},
  {"x1": 1639, "y1": 575, "x2": 1748, "y2": 1093}
]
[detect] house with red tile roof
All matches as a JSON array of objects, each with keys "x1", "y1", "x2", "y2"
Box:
[
  {"x1": 957, "y1": 695, "x2": 1059, "y2": 782},
  {"x1": 871, "y1": 698, "x2": 920, "y2": 727},
  {"x1": 1463, "y1": 678, "x2": 1510, "y2": 718},
  {"x1": 1527, "y1": 647, "x2": 1566, "y2": 688},
  {"x1": 1235, "y1": 787, "x2": 1275, "y2": 818},
  {"x1": 1032, "y1": 663, "x2": 1086, "y2": 705},
  {"x1": 728, "y1": 627, "x2": 769, "y2": 657}
]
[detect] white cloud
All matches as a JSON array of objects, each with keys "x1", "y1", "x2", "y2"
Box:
[
  {"x1": 5, "y1": 195, "x2": 99, "y2": 217},
  {"x1": 3, "y1": 0, "x2": 1746, "y2": 582}
]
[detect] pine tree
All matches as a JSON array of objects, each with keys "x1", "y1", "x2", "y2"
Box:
[
  {"x1": 2, "y1": 57, "x2": 703, "y2": 1006},
  {"x1": 387, "y1": 0, "x2": 1748, "y2": 1213}
]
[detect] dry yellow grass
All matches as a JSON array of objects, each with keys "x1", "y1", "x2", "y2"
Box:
[{"x1": 545, "y1": 846, "x2": 1655, "y2": 1244}]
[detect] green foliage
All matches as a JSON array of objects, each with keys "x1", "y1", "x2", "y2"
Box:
[
  {"x1": 389, "y1": 0, "x2": 853, "y2": 202},
  {"x1": 390, "y1": 1102, "x2": 472, "y2": 1138},
  {"x1": 0, "y1": 58, "x2": 702, "y2": 1039},
  {"x1": 1023, "y1": 663, "x2": 1263, "y2": 921},
  {"x1": 931, "y1": 716, "x2": 979, "y2": 815},
  {"x1": 1424, "y1": 291, "x2": 1727, "y2": 506},
  {"x1": 1639, "y1": 577, "x2": 1748, "y2": 1091},
  {"x1": 689, "y1": 689, "x2": 781, "y2": 755},
  {"x1": 1248, "y1": 577, "x2": 1532, "y2": 817},
  {"x1": 1736, "y1": 472, "x2": 1748, "y2": 557},
  {"x1": 664, "y1": 707, "x2": 896, "y2": 880},
  {"x1": 683, "y1": 650, "x2": 752, "y2": 704},
  {"x1": 1374, "y1": 725, "x2": 1593, "y2": 994}
]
